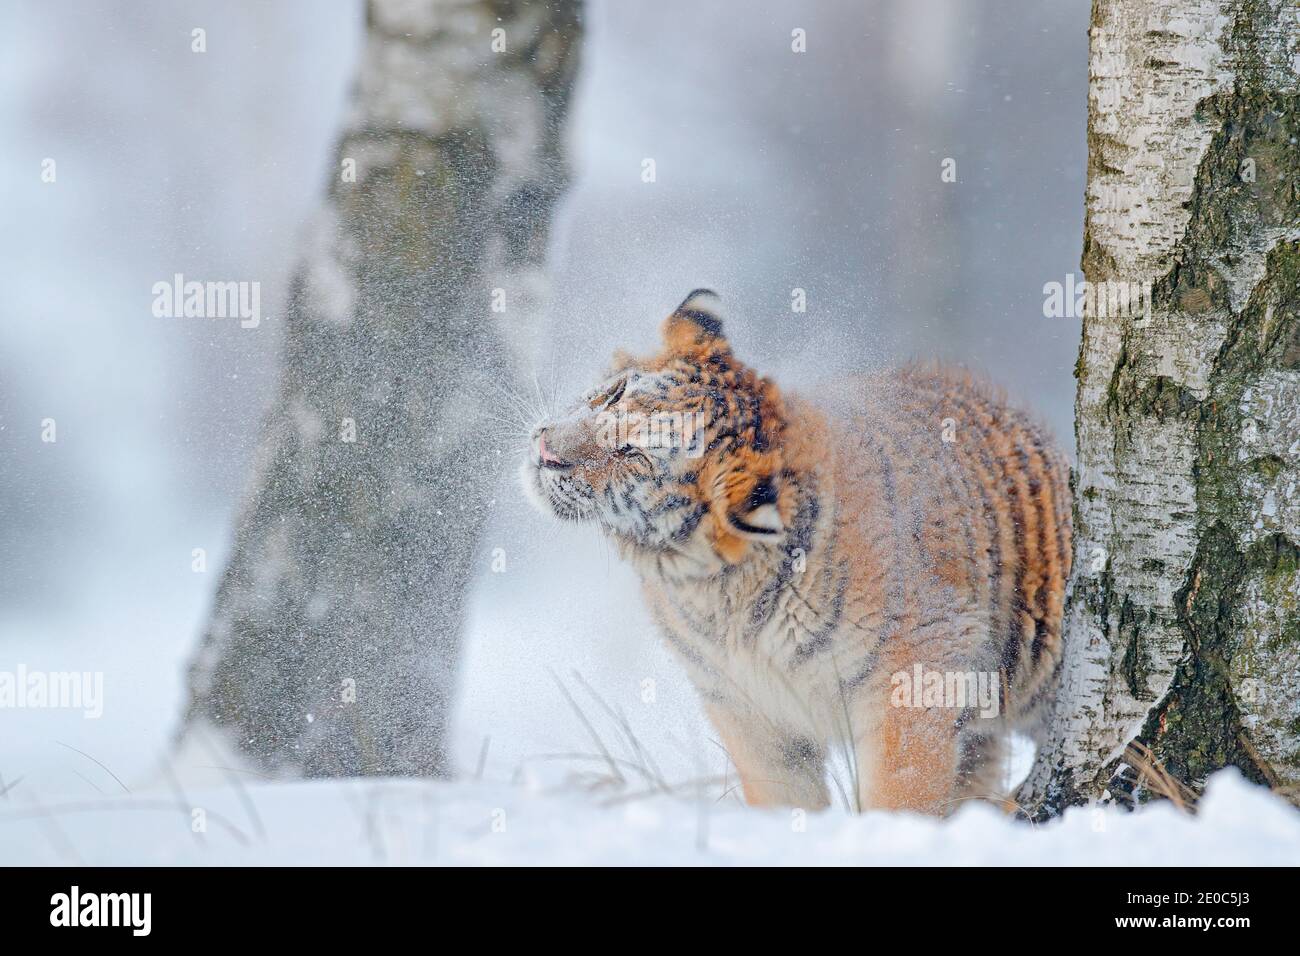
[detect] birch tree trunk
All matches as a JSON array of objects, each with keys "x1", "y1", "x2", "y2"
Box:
[
  {"x1": 1021, "y1": 0, "x2": 1300, "y2": 814},
  {"x1": 179, "y1": 0, "x2": 582, "y2": 777}
]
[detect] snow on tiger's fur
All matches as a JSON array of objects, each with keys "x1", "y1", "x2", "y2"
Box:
[{"x1": 523, "y1": 291, "x2": 1070, "y2": 813}]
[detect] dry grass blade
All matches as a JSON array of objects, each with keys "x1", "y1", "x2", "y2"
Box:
[
  {"x1": 193, "y1": 728, "x2": 269, "y2": 842},
  {"x1": 548, "y1": 669, "x2": 625, "y2": 788},
  {"x1": 55, "y1": 741, "x2": 131, "y2": 795},
  {"x1": 1124, "y1": 741, "x2": 1197, "y2": 813},
  {"x1": 571, "y1": 671, "x2": 668, "y2": 792},
  {"x1": 0, "y1": 774, "x2": 25, "y2": 800}
]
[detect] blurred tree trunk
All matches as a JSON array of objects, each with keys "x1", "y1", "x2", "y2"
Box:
[
  {"x1": 1021, "y1": 0, "x2": 1300, "y2": 814},
  {"x1": 180, "y1": 0, "x2": 583, "y2": 777}
]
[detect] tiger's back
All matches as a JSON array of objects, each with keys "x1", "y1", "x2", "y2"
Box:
[{"x1": 824, "y1": 364, "x2": 1072, "y2": 732}]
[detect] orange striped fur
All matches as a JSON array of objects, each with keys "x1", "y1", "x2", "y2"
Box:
[{"x1": 523, "y1": 292, "x2": 1071, "y2": 813}]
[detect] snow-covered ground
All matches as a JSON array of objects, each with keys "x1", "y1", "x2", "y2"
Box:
[
  {"x1": 4, "y1": 769, "x2": 1297, "y2": 866},
  {"x1": 5, "y1": 501, "x2": 1300, "y2": 866}
]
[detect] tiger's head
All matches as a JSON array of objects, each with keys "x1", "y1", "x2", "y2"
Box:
[{"x1": 522, "y1": 291, "x2": 797, "y2": 574}]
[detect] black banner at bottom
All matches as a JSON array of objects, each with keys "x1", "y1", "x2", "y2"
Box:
[{"x1": 0, "y1": 866, "x2": 1288, "y2": 942}]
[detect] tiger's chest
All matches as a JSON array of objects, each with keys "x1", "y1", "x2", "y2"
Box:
[{"x1": 651, "y1": 570, "x2": 863, "y2": 733}]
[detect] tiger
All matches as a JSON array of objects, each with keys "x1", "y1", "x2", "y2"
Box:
[{"x1": 522, "y1": 290, "x2": 1071, "y2": 814}]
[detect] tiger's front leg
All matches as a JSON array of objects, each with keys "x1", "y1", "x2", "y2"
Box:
[{"x1": 706, "y1": 704, "x2": 831, "y2": 810}]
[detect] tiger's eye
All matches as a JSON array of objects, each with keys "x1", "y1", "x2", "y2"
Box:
[{"x1": 589, "y1": 379, "x2": 626, "y2": 410}]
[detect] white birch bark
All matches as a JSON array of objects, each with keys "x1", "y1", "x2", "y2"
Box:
[{"x1": 1021, "y1": 0, "x2": 1300, "y2": 813}]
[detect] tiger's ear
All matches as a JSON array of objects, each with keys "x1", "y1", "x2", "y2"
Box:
[
  {"x1": 724, "y1": 476, "x2": 785, "y2": 541},
  {"x1": 705, "y1": 456, "x2": 787, "y2": 563},
  {"x1": 662, "y1": 289, "x2": 728, "y2": 357}
]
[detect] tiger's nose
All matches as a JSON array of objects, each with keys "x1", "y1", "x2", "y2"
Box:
[{"x1": 537, "y1": 429, "x2": 570, "y2": 469}]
